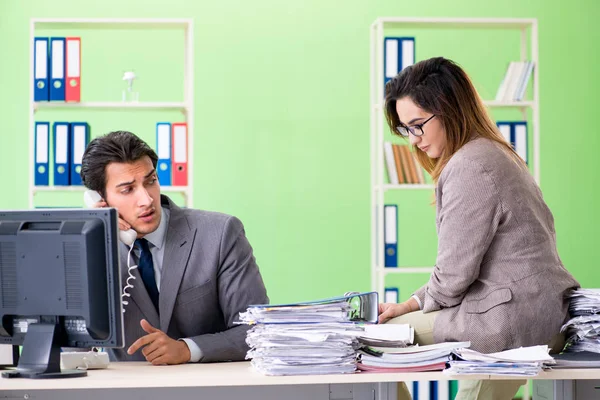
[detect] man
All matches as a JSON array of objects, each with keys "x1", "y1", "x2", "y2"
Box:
[{"x1": 80, "y1": 130, "x2": 269, "y2": 364}]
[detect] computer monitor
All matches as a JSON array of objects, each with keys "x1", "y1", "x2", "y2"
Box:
[{"x1": 0, "y1": 208, "x2": 124, "y2": 379}]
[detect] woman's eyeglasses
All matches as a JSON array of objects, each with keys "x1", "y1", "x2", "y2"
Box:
[{"x1": 396, "y1": 115, "x2": 436, "y2": 137}]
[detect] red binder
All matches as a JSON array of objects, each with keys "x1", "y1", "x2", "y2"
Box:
[
  {"x1": 65, "y1": 37, "x2": 81, "y2": 102},
  {"x1": 171, "y1": 123, "x2": 188, "y2": 186}
]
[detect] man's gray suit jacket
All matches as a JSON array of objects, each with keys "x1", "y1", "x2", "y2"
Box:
[{"x1": 109, "y1": 195, "x2": 269, "y2": 362}]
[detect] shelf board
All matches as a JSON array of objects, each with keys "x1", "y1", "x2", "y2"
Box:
[
  {"x1": 160, "y1": 186, "x2": 191, "y2": 193},
  {"x1": 33, "y1": 186, "x2": 190, "y2": 193},
  {"x1": 483, "y1": 100, "x2": 535, "y2": 108},
  {"x1": 33, "y1": 102, "x2": 188, "y2": 112},
  {"x1": 374, "y1": 17, "x2": 535, "y2": 30},
  {"x1": 374, "y1": 101, "x2": 534, "y2": 109},
  {"x1": 382, "y1": 267, "x2": 434, "y2": 274},
  {"x1": 381, "y1": 184, "x2": 435, "y2": 190},
  {"x1": 32, "y1": 18, "x2": 191, "y2": 30}
]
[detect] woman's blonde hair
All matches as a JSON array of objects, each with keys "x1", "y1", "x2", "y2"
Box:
[{"x1": 384, "y1": 57, "x2": 526, "y2": 183}]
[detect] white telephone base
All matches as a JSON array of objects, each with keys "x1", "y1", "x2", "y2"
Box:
[{"x1": 61, "y1": 351, "x2": 110, "y2": 370}]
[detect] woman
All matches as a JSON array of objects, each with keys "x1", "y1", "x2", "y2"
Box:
[{"x1": 378, "y1": 57, "x2": 579, "y2": 400}]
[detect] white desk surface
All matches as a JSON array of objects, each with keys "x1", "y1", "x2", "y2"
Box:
[{"x1": 1, "y1": 362, "x2": 600, "y2": 391}]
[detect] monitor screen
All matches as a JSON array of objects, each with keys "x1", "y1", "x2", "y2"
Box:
[{"x1": 0, "y1": 208, "x2": 124, "y2": 378}]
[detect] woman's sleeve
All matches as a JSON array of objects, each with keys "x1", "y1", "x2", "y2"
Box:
[{"x1": 418, "y1": 158, "x2": 503, "y2": 313}]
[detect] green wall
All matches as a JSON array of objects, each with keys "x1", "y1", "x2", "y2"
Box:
[{"x1": 0, "y1": 0, "x2": 599, "y2": 305}]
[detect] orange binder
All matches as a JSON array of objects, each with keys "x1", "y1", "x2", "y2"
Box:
[
  {"x1": 171, "y1": 122, "x2": 188, "y2": 186},
  {"x1": 65, "y1": 37, "x2": 81, "y2": 102}
]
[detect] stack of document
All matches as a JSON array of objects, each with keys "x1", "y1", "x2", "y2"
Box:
[
  {"x1": 240, "y1": 292, "x2": 379, "y2": 376},
  {"x1": 553, "y1": 351, "x2": 600, "y2": 368},
  {"x1": 245, "y1": 323, "x2": 363, "y2": 375},
  {"x1": 356, "y1": 324, "x2": 414, "y2": 348},
  {"x1": 561, "y1": 289, "x2": 600, "y2": 353},
  {"x1": 358, "y1": 340, "x2": 470, "y2": 372},
  {"x1": 444, "y1": 345, "x2": 554, "y2": 376}
]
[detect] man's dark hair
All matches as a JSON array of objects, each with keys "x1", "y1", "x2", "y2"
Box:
[{"x1": 80, "y1": 131, "x2": 158, "y2": 199}]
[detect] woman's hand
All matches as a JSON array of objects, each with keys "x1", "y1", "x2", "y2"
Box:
[{"x1": 378, "y1": 298, "x2": 419, "y2": 324}]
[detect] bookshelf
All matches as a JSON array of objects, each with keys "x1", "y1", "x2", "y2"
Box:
[
  {"x1": 28, "y1": 18, "x2": 194, "y2": 208},
  {"x1": 370, "y1": 17, "x2": 539, "y2": 400},
  {"x1": 369, "y1": 17, "x2": 540, "y2": 296}
]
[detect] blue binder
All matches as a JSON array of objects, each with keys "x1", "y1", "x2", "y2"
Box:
[
  {"x1": 156, "y1": 122, "x2": 172, "y2": 186},
  {"x1": 49, "y1": 37, "x2": 66, "y2": 101},
  {"x1": 384, "y1": 287, "x2": 399, "y2": 303},
  {"x1": 512, "y1": 121, "x2": 528, "y2": 164},
  {"x1": 33, "y1": 37, "x2": 49, "y2": 101},
  {"x1": 34, "y1": 122, "x2": 50, "y2": 186},
  {"x1": 384, "y1": 204, "x2": 398, "y2": 267},
  {"x1": 497, "y1": 121, "x2": 528, "y2": 164},
  {"x1": 53, "y1": 122, "x2": 71, "y2": 185},
  {"x1": 383, "y1": 37, "x2": 415, "y2": 88},
  {"x1": 70, "y1": 122, "x2": 89, "y2": 185},
  {"x1": 431, "y1": 381, "x2": 438, "y2": 400},
  {"x1": 496, "y1": 121, "x2": 513, "y2": 147}
]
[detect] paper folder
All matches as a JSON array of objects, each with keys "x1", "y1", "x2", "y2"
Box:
[
  {"x1": 497, "y1": 121, "x2": 512, "y2": 145},
  {"x1": 53, "y1": 122, "x2": 71, "y2": 185},
  {"x1": 249, "y1": 291, "x2": 379, "y2": 323},
  {"x1": 49, "y1": 37, "x2": 66, "y2": 101},
  {"x1": 497, "y1": 121, "x2": 528, "y2": 164},
  {"x1": 70, "y1": 122, "x2": 89, "y2": 185},
  {"x1": 156, "y1": 122, "x2": 172, "y2": 186},
  {"x1": 384, "y1": 37, "x2": 415, "y2": 87},
  {"x1": 33, "y1": 37, "x2": 49, "y2": 101},
  {"x1": 34, "y1": 122, "x2": 50, "y2": 186},
  {"x1": 513, "y1": 122, "x2": 528, "y2": 164},
  {"x1": 384, "y1": 204, "x2": 398, "y2": 267},
  {"x1": 171, "y1": 122, "x2": 188, "y2": 186},
  {"x1": 384, "y1": 288, "x2": 399, "y2": 304},
  {"x1": 65, "y1": 37, "x2": 81, "y2": 102}
]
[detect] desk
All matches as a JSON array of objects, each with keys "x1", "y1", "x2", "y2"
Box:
[{"x1": 1, "y1": 362, "x2": 599, "y2": 400}]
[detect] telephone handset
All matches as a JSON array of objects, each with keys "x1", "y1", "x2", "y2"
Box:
[
  {"x1": 83, "y1": 190, "x2": 137, "y2": 246},
  {"x1": 83, "y1": 190, "x2": 137, "y2": 313}
]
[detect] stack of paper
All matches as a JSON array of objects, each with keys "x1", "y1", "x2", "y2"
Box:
[
  {"x1": 562, "y1": 289, "x2": 600, "y2": 353},
  {"x1": 444, "y1": 345, "x2": 554, "y2": 376},
  {"x1": 245, "y1": 323, "x2": 363, "y2": 375},
  {"x1": 358, "y1": 341, "x2": 470, "y2": 372},
  {"x1": 240, "y1": 292, "x2": 378, "y2": 376},
  {"x1": 553, "y1": 351, "x2": 600, "y2": 368}
]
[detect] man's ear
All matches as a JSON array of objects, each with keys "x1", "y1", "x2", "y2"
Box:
[{"x1": 101, "y1": 190, "x2": 109, "y2": 206}]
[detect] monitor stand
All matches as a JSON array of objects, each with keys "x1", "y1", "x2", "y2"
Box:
[{"x1": 2, "y1": 320, "x2": 87, "y2": 379}]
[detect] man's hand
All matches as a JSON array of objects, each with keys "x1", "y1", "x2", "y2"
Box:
[
  {"x1": 91, "y1": 199, "x2": 131, "y2": 232},
  {"x1": 127, "y1": 319, "x2": 191, "y2": 365}
]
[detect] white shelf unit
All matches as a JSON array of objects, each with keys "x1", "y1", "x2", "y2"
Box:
[
  {"x1": 370, "y1": 17, "x2": 540, "y2": 297},
  {"x1": 28, "y1": 18, "x2": 194, "y2": 208}
]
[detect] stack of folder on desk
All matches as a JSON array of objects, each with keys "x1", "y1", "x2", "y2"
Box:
[
  {"x1": 240, "y1": 292, "x2": 379, "y2": 376},
  {"x1": 245, "y1": 322, "x2": 363, "y2": 375},
  {"x1": 552, "y1": 351, "x2": 600, "y2": 368},
  {"x1": 358, "y1": 340, "x2": 469, "y2": 372},
  {"x1": 444, "y1": 345, "x2": 555, "y2": 376},
  {"x1": 561, "y1": 288, "x2": 600, "y2": 354}
]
